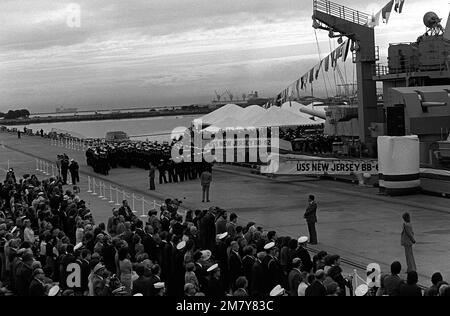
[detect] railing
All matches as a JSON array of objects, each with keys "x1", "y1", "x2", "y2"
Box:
[
  {"x1": 373, "y1": 64, "x2": 390, "y2": 77},
  {"x1": 86, "y1": 176, "x2": 161, "y2": 219},
  {"x1": 313, "y1": 0, "x2": 370, "y2": 26},
  {"x1": 50, "y1": 137, "x2": 90, "y2": 152},
  {"x1": 34, "y1": 158, "x2": 162, "y2": 219}
]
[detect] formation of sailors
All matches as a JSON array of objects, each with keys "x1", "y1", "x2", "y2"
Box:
[{"x1": 85, "y1": 140, "x2": 211, "y2": 183}]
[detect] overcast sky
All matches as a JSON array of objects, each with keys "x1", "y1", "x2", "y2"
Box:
[{"x1": 0, "y1": 0, "x2": 447, "y2": 112}]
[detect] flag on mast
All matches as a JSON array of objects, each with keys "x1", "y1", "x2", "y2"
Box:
[
  {"x1": 382, "y1": 0, "x2": 394, "y2": 23},
  {"x1": 342, "y1": 39, "x2": 351, "y2": 62},
  {"x1": 324, "y1": 55, "x2": 330, "y2": 72},
  {"x1": 394, "y1": 0, "x2": 405, "y2": 13}
]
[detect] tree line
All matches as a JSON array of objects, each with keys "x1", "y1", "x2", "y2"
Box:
[{"x1": 0, "y1": 109, "x2": 31, "y2": 119}]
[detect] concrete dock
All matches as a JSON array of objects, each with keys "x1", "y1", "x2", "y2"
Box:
[{"x1": 1, "y1": 131, "x2": 449, "y2": 285}]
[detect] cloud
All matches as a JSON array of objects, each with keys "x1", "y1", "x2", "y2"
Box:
[{"x1": 0, "y1": 0, "x2": 447, "y2": 111}]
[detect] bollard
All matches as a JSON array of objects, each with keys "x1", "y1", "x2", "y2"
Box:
[
  {"x1": 101, "y1": 182, "x2": 108, "y2": 200},
  {"x1": 115, "y1": 187, "x2": 120, "y2": 206},
  {"x1": 98, "y1": 181, "x2": 104, "y2": 199},
  {"x1": 87, "y1": 176, "x2": 92, "y2": 193},
  {"x1": 140, "y1": 198, "x2": 147, "y2": 218},
  {"x1": 92, "y1": 178, "x2": 97, "y2": 195},
  {"x1": 109, "y1": 185, "x2": 114, "y2": 203},
  {"x1": 36, "y1": 159, "x2": 39, "y2": 171}
]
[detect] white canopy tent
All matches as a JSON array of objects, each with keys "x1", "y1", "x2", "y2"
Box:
[
  {"x1": 240, "y1": 105, "x2": 267, "y2": 123},
  {"x1": 202, "y1": 117, "x2": 248, "y2": 132},
  {"x1": 194, "y1": 103, "x2": 245, "y2": 125},
  {"x1": 251, "y1": 106, "x2": 322, "y2": 127}
]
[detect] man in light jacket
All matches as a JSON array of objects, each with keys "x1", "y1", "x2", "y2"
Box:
[
  {"x1": 200, "y1": 167, "x2": 212, "y2": 202},
  {"x1": 401, "y1": 212, "x2": 417, "y2": 272}
]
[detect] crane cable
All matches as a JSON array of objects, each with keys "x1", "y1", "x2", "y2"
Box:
[
  {"x1": 314, "y1": 29, "x2": 329, "y2": 99},
  {"x1": 329, "y1": 38, "x2": 339, "y2": 96}
]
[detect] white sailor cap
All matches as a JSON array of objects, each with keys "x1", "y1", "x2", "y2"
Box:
[
  {"x1": 48, "y1": 285, "x2": 60, "y2": 296},
  {"x1": 154, "y1": 282, "x2": 165, "y2": 289},
  {"x1": 355, "y1": 284, "x2": 369, "y2": 297},
  {"x1": 270, "y1": 285, "x2": 285, "y2": 297},
  {"x1": 206, "y1": 263, "x2": 219, "y2": 273},
  {"x1": 74, "y1": 242, "x2": 83, "y2": 251},
  {"x1": 176, "y1": 241, "x2": 186, "y2": 250},
  {"x1": 264, "y1": 242, "x2": 275, "y2": 250},
  {"x1": 133, "y1": 293, "x2": 143, "y2": 296},
  {"x1": 217, "y1": 232, "x2": 228, "y2": 240},
  {"x1": 298, "y1": 236, "x2": 309, "y2": 244}
]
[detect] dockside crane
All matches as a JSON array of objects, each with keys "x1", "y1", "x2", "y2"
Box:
[{"x1": 312, "y1": 0, "x2": 380, "y2": 155}]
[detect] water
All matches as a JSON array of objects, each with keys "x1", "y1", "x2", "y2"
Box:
[{"x1": 12, "y1": 115, "x2": 200, "y2": 142}]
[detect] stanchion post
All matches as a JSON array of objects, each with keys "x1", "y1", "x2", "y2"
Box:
[
  {"x1": 109, "y1": 185, "x2": 114, "y2": 203},
  {"x1": 87, "y1": 176, "x2": 92, "y2": 193},
  {"x1": 115, "y1": 187, "x2": 120, "y2": 206},
  {"x1": 92, "y1": 178, "x2": 97, "y2": 195},
  {"x1": 141, "y1": 197, "x2": 148, "y2": 218},
  {"x1": 132, "y1": 193, "x2": 136, "y2": 213},
  {"x1": 36, "y1": 159, "x2": 39, "y2": 171},
  {"x1": 98, "y1": 181, "x2": 104, "y2": 198},
  {"x1": 101, "y1": 182, "x2": 107, "y2": 200}
]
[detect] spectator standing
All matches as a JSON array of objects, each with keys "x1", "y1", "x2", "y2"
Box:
[
  {"x1": 69, "y1": 159, "x2": 80, "y2": 185},
  {"x1": 401, "y1": 212, "x2": 417, "y2": 272},
  {"x1": 304, "y1": 195, "x2": 318, "y2": 244},
  {"x1": 200, "y1": 168, "x2": 212, "y2": 203}
]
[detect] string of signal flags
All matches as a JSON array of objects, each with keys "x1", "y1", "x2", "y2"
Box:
[{"x1": 265, "y1": 0, "x2": 406, "y2": 109}]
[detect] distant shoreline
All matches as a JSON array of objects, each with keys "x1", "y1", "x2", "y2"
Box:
[{"x1": 0, "y1": 107, "x2": 213, "y2": 126}]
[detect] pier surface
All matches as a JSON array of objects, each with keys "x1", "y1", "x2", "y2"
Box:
[{"x1": 1, "y1": 131, "x2": 449, "y2": 285}]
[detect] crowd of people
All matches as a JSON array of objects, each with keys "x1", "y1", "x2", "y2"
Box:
[
  {"x1": 0, "y1": 169, "x2": 449, "y2": 297},
  {"x1": 280, "y1": 128, "x2": 336, "y2": 154}
]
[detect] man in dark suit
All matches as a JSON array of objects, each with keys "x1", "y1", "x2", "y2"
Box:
[
  {"x1": 250, "y1": 252, "x2": 266, "y2": 296},
  {"x1": 149, "y1": 264, "x2": 162, "y2": 296},
  {"x1": 262, "y1": 242, "x2": 282, "y2": 295},
  {"x1": 228, "y1": 241, "x2": 243, "y2": 291},
  {"x1": 149, "y1": 162, "x2": 156, "y2": 190},
  {"x1": 288, "y1": 258, "x2": 302, "y2": 296},
  {"x1": 207, "y1": 264, "x2": 225, "y2": 296},
  {"x1": 295, "y1": 237, "x2": 313, "y2": 273},
  {"x1": 142, "y1": 225, "x2": 158, "y2": 262},
  {"x1": 193, "y1": 251, "x2": 208, "y2": 293},
  {"x1": 242, "y1": 246, "x2": 256, "y2": 291},
  {"x1": 304, "y1": 195, "x2": 318, "y2": 244},
  {"x1": 305, "y1": 270, "x2": 327, "y2": 296},
  {"x1": 133, "y1": 264, "x2": 152, "y2": 296}
]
